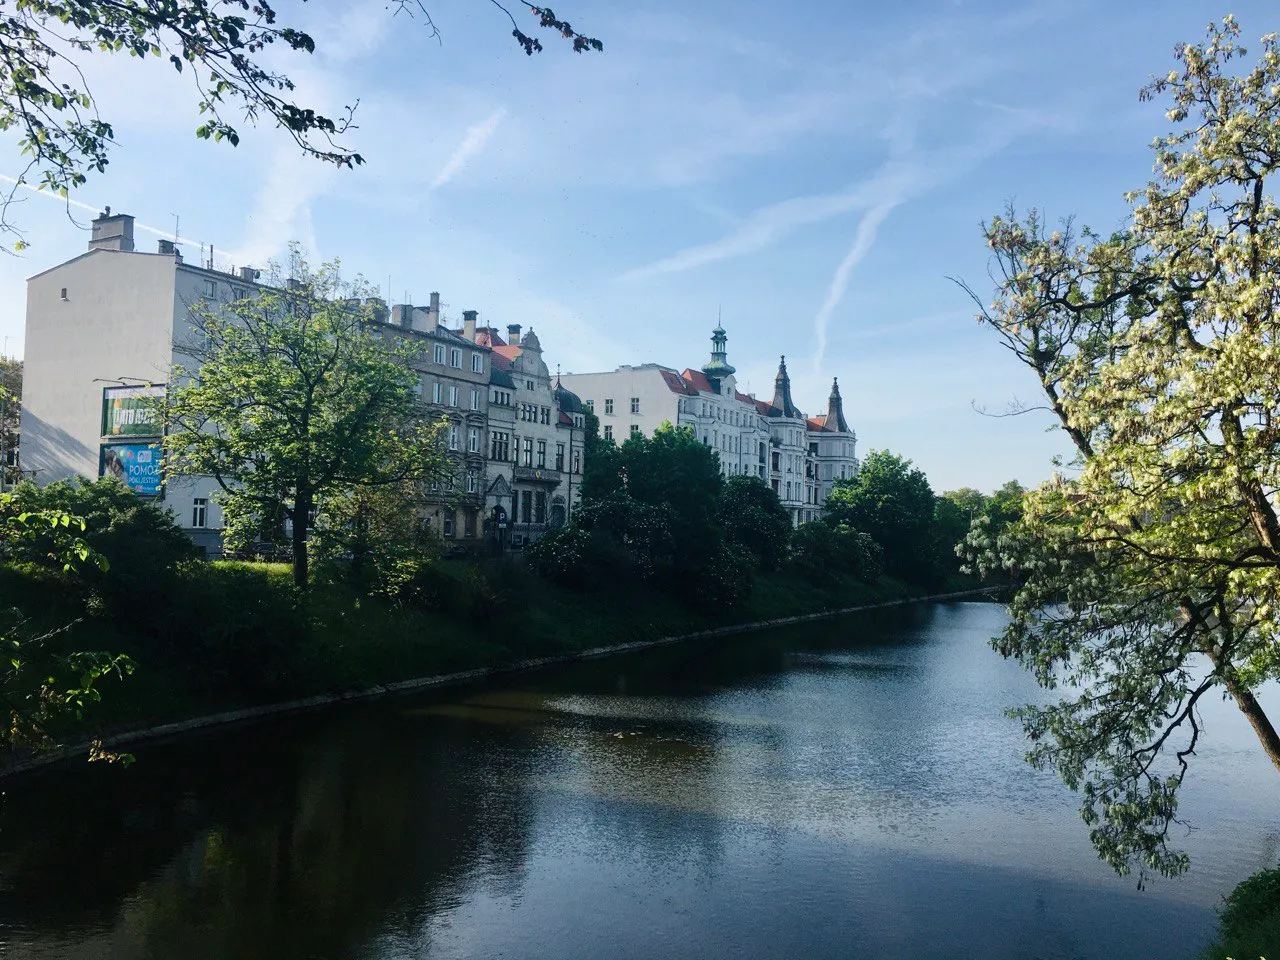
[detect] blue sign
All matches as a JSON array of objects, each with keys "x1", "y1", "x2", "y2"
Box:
[{"x1": 100, "y1": 443, "x2": 162, "y2": 496}]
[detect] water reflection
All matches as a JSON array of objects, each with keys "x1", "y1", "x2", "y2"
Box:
[{"x1": 0, "y1": 602, "x2": 1276, "y2": 960}]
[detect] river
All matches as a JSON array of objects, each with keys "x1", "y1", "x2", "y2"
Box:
[{"x1": 1, "y1": 601, "x2": 1277, "y2": 959}]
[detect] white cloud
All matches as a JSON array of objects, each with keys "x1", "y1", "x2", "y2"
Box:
[
  {"x1": 809, "y1": 199, "x2": 902, "y2": 375},
  {"x1": 620, "y1": 156, "x2": 920, "y2": 281},
  {"x1": 231, "y1": 146, "x2": 335, "y2": 267},
  {"x1": 430, "y1": 108, "x2": 508, "y2": 190}
]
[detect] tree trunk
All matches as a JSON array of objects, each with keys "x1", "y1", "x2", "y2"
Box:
[
  {"x1": 1223, "y1": 672, "x2": 1280, "y2": 776},
  {"x1": 292, "y1": 490, "x2": 311, "y2": 593}
]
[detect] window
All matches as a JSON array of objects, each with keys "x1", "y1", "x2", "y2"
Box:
[
  {"x1": 191, "y1": 498, "x2": 207, "y2": 529},
  {"x1": 535, "y1": 492, "x2": 547, "y2": 524},
  {"x1": 604, "y1": 398, "x2": 614, "y2": 415},
  {"x1": 630, "y1": 397, "x2": 640, "y2": 414},
  {"x1": 464, "y1": 509, "x2": 477, "y2": 537},
  {"x1": 434, "y1": 344, "x2": 446, "y2": 365},
  {"x1": 432, "y1": 382, "x2": 442, "y2": 404},
  {"x1": 555, "y1": 443, "x2": 565, "y2": 471},
  {"x1": 584, "y1": 399, "x2": 594, "y2": 412},
  {"x1": 466, "y1": 471, "x2": 478, "y2": 493},
  {"x1": 630, "y1": 424, "x2": 641, "y2": 437},
  {"x1": 491, "y1": 431, "x2": 510, "y2": 461},
  {"x1": 526, "y1": 379, "x2": 534, "y2": 390},
  {"x1": 572, "y1": 449, "x2": 581, "y2": 474},
  {"x1": 450, "y1": 348, "x2": 462, "y2": 368},
  {"x1": 449, "y1": 425, "x2": 459, "y2": 450},
  {"x1": 413, "y1": 378, "x2": 423, "y2": 399},
  {"x1": 522, "y1": 437, "x2": 533, "y2": 467},
  {"x1": 60, "y1": 287, "x2": 68, "y2": 301},
  {"x1": 537, "y1": 440, "x2": 547, "y2": 468},
  {"x1": 604, "y1": 425, "x2": 613, "y2": 441},
  {"x1": 449, "y1": 385, "x2": 459, "y2": 406},
  {"x1": 442, "y1": 510, "x2": 455, "y2": 538},
  {"x1": 470, "y1": 388, "x2": 481, "y2": 410},
  {"x1": 203, "y1": 279, "x2": 217, "y2": 297},
  {"x1": 468, "y1": 427, "x2": 480, "y2": 453},
  {"x1": 520, "y1": 490, "x2": 533, "y2": 524},
  {"x1": 541, "y1": 407, "x2": 551, "y2": 425},
  {"x1": 472, "y1": 353, "x2": 484, "y2": 373}
]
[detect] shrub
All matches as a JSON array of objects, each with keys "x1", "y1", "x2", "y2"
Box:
[
  {"x1": 1201, "y1": 866, "x2": 1280, "y2": 960},
  {"x1": 789, "y1": 522, "x2": 882, "y2": 582}
]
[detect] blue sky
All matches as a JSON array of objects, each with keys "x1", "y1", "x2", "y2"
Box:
[{"x1": 0, "y1": 0, "x2": 1270, "y2": 492}]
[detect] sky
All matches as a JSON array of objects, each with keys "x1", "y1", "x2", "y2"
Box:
[{"x1": 0, "y1": 0, "x2": 1270, "y2": 492}]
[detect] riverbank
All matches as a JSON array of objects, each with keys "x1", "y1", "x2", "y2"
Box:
[{"x1": 0, "y1": 557, "x2": 997, "y2": 777}]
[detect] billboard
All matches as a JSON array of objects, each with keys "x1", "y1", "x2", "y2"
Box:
[
  {"x1": 100, "y1": 443, "x2": 162, "y2": 496},
  {"x1": 102, "y1": 384, "x2": 164, "y2": 438}
]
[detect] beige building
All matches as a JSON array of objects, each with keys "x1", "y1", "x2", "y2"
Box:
[{"x1": 475, "y1": 323, "x2": 585, "y2": 548}]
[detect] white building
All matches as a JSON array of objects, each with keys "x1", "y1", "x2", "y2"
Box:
[
  {"x1": 561, "y1": 325, "x2": 858, "y2": 526},
  {"x1": 21, "y1": 210, "x2": 245, "y2": 553}
]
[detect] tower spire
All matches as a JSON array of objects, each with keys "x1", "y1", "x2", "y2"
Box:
[
  {"x1": 771, "y1": 355, "x2": 799, "y2": 418},
  {"x1": 701, "y1": 319, "x2": 736, "y2": 389},
  {"x1": 826, "y1": 377, "x2": 850, "y2": 432}
]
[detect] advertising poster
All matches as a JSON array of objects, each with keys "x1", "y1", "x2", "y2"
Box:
[
  {"x1": 100, "y1": 443, "x2": 163, "y2": 496},
  {"x1": 101, "y1": 384, "x2": 165, "y2": 437}
]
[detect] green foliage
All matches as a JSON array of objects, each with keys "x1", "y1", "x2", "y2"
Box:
[
  {"x1": 0, "y1": 477, "x2": 198, "y2": 615},
  {"x1": 720, "y1": 475, "x2": 792, "y2": 572},
  {"x1": 310, "y1": 480, "x2": 442, "y2": 590},
  {"x1": 1201, "y1": 867, "x2": 1280, "y2": 960},
  {"x1": 961, "y1": 16, "x2": 1280, "y2": 878},
  {"x1": 824, "y1": 449, "x2": 937, "y2": 582},
  {"x1": 0, "y1": 1, "x2": 600, "y2": 247},
  {"x1": 162, "y1": 248, "x2": 448, "y2": 591},
  {"x1": 789, "y1": 522, "x2": 883, "y2": 582},
  {"x1": 0, "y1": 500, "x2": 132, "y2": 759}
]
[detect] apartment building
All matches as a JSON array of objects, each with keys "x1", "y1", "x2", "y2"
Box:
[{"x1": 561, "y1": 325, "x2": 858, "y2": 526}]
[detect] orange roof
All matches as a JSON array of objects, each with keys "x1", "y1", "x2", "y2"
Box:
[
  {"x1": 680, "y1": 368, "x2": 715, "y2": 393},
  {"x1": 659, "y1": 369, "x2": 696, "y2": 395},
  {"x1": 475, "y1": 327, "x2": 507, "y2": 348},
  {"x1": 489, "y1": 344, "x2": 521, "y2": 370},
  {"x1": 808, "y1": 416, "x2": 827, "y2": 431}
]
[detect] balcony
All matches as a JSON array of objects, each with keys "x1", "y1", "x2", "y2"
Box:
[{"x1": 513, "y1": 466, "x2": 563, "y2": 485}]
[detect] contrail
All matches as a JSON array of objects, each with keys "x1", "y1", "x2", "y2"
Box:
[{"x1": 0, "y1": 173, "x2": 199, "y2": 247}]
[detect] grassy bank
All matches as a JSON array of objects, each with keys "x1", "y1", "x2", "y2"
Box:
[{"x1": 0, "y1": 558, "x2": 968, "y2": 744}]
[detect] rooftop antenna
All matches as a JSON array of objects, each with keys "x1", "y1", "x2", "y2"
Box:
[{"x1": 171, "y1": 214, "x2": 179, "y2": 245}]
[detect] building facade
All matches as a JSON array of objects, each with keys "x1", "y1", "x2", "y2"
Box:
[
  {"x1": 561, "y1": 326, "x2": 858, "y2": 526},
  {"x1": 474, "y1": 323, "x2": 585, "y2": 548}
]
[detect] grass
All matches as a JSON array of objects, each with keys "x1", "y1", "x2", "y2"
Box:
[{"x1": 0, "y1": 557, "x2": 966, "y2": 746}]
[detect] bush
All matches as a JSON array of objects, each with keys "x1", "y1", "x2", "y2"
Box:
[
  {"x1": 789, "y1": 522, "x2": 883, "y2": 582},
  {"x1": 1, "y1": 478, "x2": 197, "y2": 615},
  {"x1": 1201, "y1": 866, "x2": 1280, "y2": 960}
]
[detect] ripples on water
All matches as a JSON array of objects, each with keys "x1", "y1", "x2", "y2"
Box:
[{"x1": 0, "y1": 601, "x2": 1277, "y2": 960}]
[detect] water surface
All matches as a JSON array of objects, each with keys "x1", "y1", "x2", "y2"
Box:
[{"x1": 1, "y1": 601, "x2": 1277, "y2": 959}]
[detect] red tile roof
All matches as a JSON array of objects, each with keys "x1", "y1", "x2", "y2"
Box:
[
  {"x1": 659, "y1": 369, "x2": 696, "y2": 395},
  {"x1": 490, "y1": 345, "x2": 521, "y2": 370},
  {"x1": 475, "y1": 327, "x2": 507, "y2": 348},
  {"x1": 754, "y1": 399, "x2": 773, "y2": 416},
  {"x1": 808, "y1": 415, "x2": 827, "y2": 431},
  {"x1": 680, "y1": 368, "x2": 715, "y2": 393}
]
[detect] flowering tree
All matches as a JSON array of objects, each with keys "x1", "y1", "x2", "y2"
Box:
[{"x1": 958, "y1": 17, "x2": 1280, "y2": 880}]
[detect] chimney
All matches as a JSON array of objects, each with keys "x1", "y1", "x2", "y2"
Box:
[
  {"x1": 462, "y1": 309, "x2": 478, "y2": 341},
  {"x1": 428, "y1": 291, "x2": 441, "y2": 328},
  {"x1": 89, "y1": 209, "x2": 135, "y2": 252},
  {"x1": 507, "y1": 323, "x2": 522, "y2": 346},
  {"x1": 238, "y1": 266, "x2": 260, "y2": 283},
  {"x1": 392, "y1": 304, "x2": 413, "y2": 328},
  {"x1": 157, "y1": 239, "x2": 175, "y2": 255},
  {"x1": 410, "y1": 306, "x2": 437, "y2": 333}
]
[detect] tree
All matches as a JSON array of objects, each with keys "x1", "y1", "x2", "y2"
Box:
[
  {"x1": 824, "y1": 449, "x2": 936, "y2": 582},
  {"x1": 0, "y1": 358, "x2": 19, "y2": 486},
  {"x1": 0, "y1": 503, "x2": 133, "y2": 760},
  {"x1": 958, "y1": 16, "x2": 1280, "y2": 879},
  {"x1": 720, "y1": 475, "x2": 791, "y2": 572},
  {"x1": 0, "y1": 0, "x2": 601, "y2": 247},
  {"x1": 162, "y1": 249, "x2": 447, "y2": 592}
]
